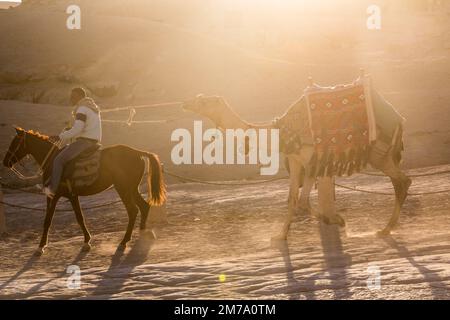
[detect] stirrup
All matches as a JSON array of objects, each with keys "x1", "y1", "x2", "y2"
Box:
[{"x1": 43, "y1": 187, "x2": 55, "y2": 199}]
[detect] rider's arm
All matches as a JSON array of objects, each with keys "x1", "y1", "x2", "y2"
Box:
[{"x1": 59, "y1": 108, "x2": 87, "y2": 141}]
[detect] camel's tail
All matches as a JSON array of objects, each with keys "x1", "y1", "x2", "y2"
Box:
[{"x1": 139, "y1": 151, "x2": 167, "y2": 206}]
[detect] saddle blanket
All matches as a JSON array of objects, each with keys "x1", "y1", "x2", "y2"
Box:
[
  {"x1": 303, "y1": 76, "x2": 377, "y2": 177},
  {"x1": 64, "y1": 150, "x2": 101, "y2": 189}
]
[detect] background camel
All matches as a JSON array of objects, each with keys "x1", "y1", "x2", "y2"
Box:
[{"x1": 183, "y1": 78, "x2": 411, "y2": 241}]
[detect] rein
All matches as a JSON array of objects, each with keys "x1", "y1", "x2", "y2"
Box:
[{"x1": 7, "y1": 133, "x2": 60, "y2": 180}]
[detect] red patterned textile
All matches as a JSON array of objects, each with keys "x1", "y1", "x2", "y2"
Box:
[{"x1": 305, "y1": 82, "x2": 374, "y2": 177}]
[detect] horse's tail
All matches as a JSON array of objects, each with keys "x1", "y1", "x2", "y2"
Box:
[{"x1": 139, "y1": 151, "x2": 166, "y2": 206}]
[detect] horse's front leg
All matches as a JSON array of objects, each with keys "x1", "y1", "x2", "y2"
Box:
[
  {"x1": 69, "y1": 196, "x2": 92, "y2": 251},
  {"x1": 37, "y1": 196, "x2": 59, "y2": 255}
]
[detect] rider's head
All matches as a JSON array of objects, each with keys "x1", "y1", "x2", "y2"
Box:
[{"x1": 70, "y1": 87, "x2": 87, "y2": 106}]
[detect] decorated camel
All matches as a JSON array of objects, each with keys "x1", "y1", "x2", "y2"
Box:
[{"x1": 183, "y1": 74, "x2": 411, "y2": 241}]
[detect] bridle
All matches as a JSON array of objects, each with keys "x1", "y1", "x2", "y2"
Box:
[{"x1": 6, "y1": 133, "x2": 59, "y2": 180}]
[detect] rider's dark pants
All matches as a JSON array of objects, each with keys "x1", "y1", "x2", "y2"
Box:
[{"x1": 49, "y1": 138, "x2": 97, "y2": 193}]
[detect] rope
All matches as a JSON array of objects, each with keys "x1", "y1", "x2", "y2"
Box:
[
  {"x1": 165, "y1": 171, "x2": 450, "y2": 195},
  {"x1": 103, "y1": 119, "x2": 168, "y2": 124},
  {"x1": 2, "y1": 166, "x2": 450, "y2": 213},
  {"x1": 361, "y1": 169, "x2": 450, "y2": 178},
  {"x1": 165, "y1": 170, "x2": 287, "y2": 186},
  {"x1": 100, "y1": 100, "x2": 191, "y2": 126},
  {"x1": 335, "y1": 183, "x2": 450, "y2": 196},
  {"x1": 100, "y1": 101, "x2": 182, "y2": 114},
  {"x1": 0, "y1": 198, "x2": 124, "y2": 213}
]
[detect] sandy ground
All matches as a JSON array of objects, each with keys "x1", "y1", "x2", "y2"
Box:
[
  {"x1": 0, "y1": 165, "x2": 449, "y2": 300},
  {"x1": 0, "y1": 1, "x2": 449, "y2": 301}
]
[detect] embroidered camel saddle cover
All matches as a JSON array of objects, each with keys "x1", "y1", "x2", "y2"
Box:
[
  {"x1": 303, "y1": 77, "x2": 377, "y2": 177},
  {"x1": 63, "y1": 145, "x2": 101, "y2": 189},
  {"x1": 274, "y1": 76, "x2": 405, "y2": 179}
]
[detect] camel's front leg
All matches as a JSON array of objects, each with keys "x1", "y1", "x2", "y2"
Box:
[
  {"x1": 298, "y1": 174, "x2": 314, "y2": 215},
  {"x1": 318, "y1": 177, "x2": 345, "y2": 227},
  {"x1": 272, "y1": 157, "x2": 302, "y2": 242}
]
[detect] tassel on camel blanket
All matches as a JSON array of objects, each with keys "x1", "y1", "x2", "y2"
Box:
[
  {"x1": 326, "y1": 153, "x2": 335, "y2": 177},
  {"x1": 361, "y1": 145, "x2": 370, "y2": 168},
  {"x1": 346, "y1": 149, "x2": 356, "y2": 177},
  {"x1": 354, "y1": 147, "x2": 363, "y2": 174},
  {"x1": 317, "y1": 149, "x2": 330, "y2": 178},
  {"x1": 309, "y1": 152, "x2": 318, "y2": 178},
  {"x1": 336, "y1": 152, "x2": 347, "y2": 177}
]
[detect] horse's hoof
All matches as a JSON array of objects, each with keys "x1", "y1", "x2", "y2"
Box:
[
  {"x1": 141, "y1": 229, "x2": 157, "y2": 240},
  {"x1": 35, "y1": 247, "x2": 46, "y2": 256},
  {"x1": 377, "y1": 229, "x2": 391, "y2": 237},
  {"x1": 82, "y1": 243, "x2": 92, "y2": 251},
  {"x1": 117, "y1": 243, "x2": 127, "y2": 251}
]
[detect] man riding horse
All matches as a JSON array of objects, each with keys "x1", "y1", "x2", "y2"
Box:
[
  {"x1": 3, "y1": 88, "x2": 166, "y2": 252},
  {"x1": 43, "y1": 87, "x2": 101, "y2": 199}
]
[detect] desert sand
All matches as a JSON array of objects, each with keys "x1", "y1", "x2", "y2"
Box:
[
  {"x1": 0, "y1": 165, "x2": 449, "y2": 299},
  {"x1": 0, "y1": 1, "x2": 449, "y2": 300}
]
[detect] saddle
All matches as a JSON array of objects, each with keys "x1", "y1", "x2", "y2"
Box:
[{"x1": 62, "y1": 143, "x2": 102, "y2": 190}]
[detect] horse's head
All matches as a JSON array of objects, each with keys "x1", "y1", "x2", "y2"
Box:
[
  {"x1": 182, "y1": 94, "x2": 227, "y2": 119},
  {"x1": 3, "y1": 127, "x2": 28, "y2": 168}
]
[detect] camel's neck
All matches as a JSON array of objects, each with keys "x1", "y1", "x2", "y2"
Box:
[
  {"x1": 26, "y1": 135, "x2": 56, "y2": 167},
  {"x1": 206, "y1": 102, "x2": 273, "y2": 131}
]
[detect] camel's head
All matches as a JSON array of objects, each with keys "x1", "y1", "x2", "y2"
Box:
[{"x1": 182, "y1": 94, "x2": 226, "y2": 118}]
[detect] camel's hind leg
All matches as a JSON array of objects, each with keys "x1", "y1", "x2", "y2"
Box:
[{"x1": 371, "y1": 153, "x2": 411, "y2": 236}]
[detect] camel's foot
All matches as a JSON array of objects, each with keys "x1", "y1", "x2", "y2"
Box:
[
  {"x1": 82, "y1": 242, "x2": 92, "y2": 252},
  {"x1": 35, "y1": 246, "x2": 46, "y2": 256},
  {"x1": 377, "y1": 228, "x2": 391, "y2": 237},
  {"x1": 321, "y1": 214, "x2": 346, "y2": 227}
]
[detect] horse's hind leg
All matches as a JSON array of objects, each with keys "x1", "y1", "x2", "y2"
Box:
[
  {"x1": 371, "y1": 153, "x2": 411, "y2": 236},
  {"x1": 116, "y1": 188, "x2": 139, "y2": 248},
  {"x1": 69, "y1": 196, "x2": 92, "y2": 250},
  {"x1": 134, "y1": 191, "x2": 150, "y2": 230}
]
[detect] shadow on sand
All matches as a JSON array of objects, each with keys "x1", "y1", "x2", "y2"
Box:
[
  {"x1": 89, "y1": 230, "x2": 155, "y2": 298},
  {"x1": 276, "y1": 219, "x2": 352, "y2": 300},
  {"x1": 383, "y1": 237, "x2": 450, "y2": 299},
  {"x1": 0, "y1": 246, "x2": 90, "y2": 298}
]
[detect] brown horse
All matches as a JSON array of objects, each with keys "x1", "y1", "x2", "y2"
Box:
[{"x1": 3, "y1": 128, "x2": 166, "y2": 254}]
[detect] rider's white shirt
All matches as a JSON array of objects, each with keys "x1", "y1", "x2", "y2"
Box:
[{"x1": 59, "y1": 105, "x2": 102, "y2": 143}]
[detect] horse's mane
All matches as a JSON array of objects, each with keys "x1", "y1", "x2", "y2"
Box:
[{"x1": 16, "y1": 127, "x2": 50, "y2": 141}]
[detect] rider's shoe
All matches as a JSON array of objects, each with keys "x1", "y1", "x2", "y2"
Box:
[{"x1": 43, "y1": 187, "x2": 55, "y2": 199}]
